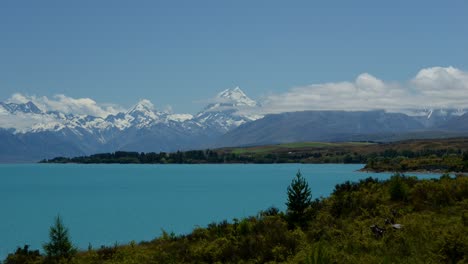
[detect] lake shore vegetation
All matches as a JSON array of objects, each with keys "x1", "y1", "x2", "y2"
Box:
[
  {"x1": 4, "y1": 173, "x2": 468, "y2": 263},
  {"x1": 41, "y1": 138, "x2": 468, "y2": 173}
]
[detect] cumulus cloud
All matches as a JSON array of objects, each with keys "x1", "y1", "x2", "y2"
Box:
[
  {"x1": 6, "y1": 94, "x2": 123, "y2": 117},
  {"x1": 4, "y1": 66, "x2": 468, "y2": 119},
  {"x1": 411, "y1": 66, "x2": 468, "y2": 107},
  {"x1": 260, "y1": 66, "x2": 468, "y2": 114}
]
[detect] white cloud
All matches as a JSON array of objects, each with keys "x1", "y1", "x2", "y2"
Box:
[
  {"x1": 411, "y1": 66, "x2": 468, "y2": 108},
  {"x1": 8, "y1": 93, "x2": 31, "y2": 104},
  {"x1": 6, "y1": 94, "x2": 123, "y2": 118},
  {"x1": 260, "y1": 66, "x2": 468, "y2": 114},
  {"x1": 0, "y1": 112, "x2": 65, "y2": 133},
  {"x1": 4, "y1": 66, "x2": 468, "y2": 120}
]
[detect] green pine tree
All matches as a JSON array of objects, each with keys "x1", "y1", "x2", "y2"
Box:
[
  {"x1": 43, "y1": 215, "x2": 76, "y2": 264},
  {"x1": 286, "y1": 170, "x2": 312, "y2": 227}
]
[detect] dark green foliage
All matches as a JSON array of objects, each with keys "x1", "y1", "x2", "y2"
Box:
[
  {"x1": 286, "y1": 170, "x2": 312, "y2": 227},
  {"x1": 409, "y1": 175, "x2": 468, "y2": 209},
  {"x1": 389, "y1": 174, "x2": 409, "y2": 202},
  {"x1": 463, "y1": 151, "x2": 468, "y2": 161},
  {"x1": 330, "y1": 177, "x2": 380, "y2": 218},
  {"x1": 259, "y1": 206, "x2": 280, "y2": 217},
  {"x1": 437, "y1": 230, "x2": 467, "y2": 263},
  {"x1": 4, "y1": 245, "x2": 41, "y2": 264},
  {"x1": 96, "y1": 245, "x2": 118, "y2": 260},
  {"x1": 332, "y1": 177, "x2": 379, "y2": 196},
  {"x1": 43, "y1": 216, "x2": 76, "y2": 264},
  {"x1": 305, "y1": 242, "x2": 332, "y2": 264},
  {"x1": 41, "y1": 138, "x2": 468, "y2": 173}
]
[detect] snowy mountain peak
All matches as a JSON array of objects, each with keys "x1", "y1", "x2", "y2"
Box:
[
  {"x1": 126, "y1": 99, "x2": 159, "y2": 117},
  {"x1": 0, "y1": 88, "x2": 261, "y2": 137},
  {"x1": 217, "y1": 87, "x2": 257, "y2": 107},
  {"x1": 192, "y1": 87, "x2": 262, "y2": 133},
  {"x1": 0, "y1": 101, "x2": 43, "y2": 114},
  {"x1": 128, "y1": 99, "x2": 155, "y2": 113},
  {"x1": 122, "y1": 99, "x2": 161, "y2": 128}
]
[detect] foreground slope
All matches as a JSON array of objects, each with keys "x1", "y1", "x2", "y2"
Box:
[{"x1": 6, "y1": 174, "x2": 468, "y2": 263}]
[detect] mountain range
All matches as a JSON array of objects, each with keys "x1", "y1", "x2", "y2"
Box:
[
  {"x1": 1, "y1": 87, "x2": 468, "y2": 162},
  {"x1": 0, "y1": 88, "x2": 261, "y2": 162}
]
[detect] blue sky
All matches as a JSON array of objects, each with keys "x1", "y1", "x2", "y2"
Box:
[{"x1": 1, "y1": 0, "x2": 467, "y2": 114}]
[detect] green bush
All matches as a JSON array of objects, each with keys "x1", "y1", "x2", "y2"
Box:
[
  {"x1": 389, "y1": 174, "x2": 409, "y2": 202},
  {"x1": 4, "y1": 245, "x2": 42, "y2": 264}
]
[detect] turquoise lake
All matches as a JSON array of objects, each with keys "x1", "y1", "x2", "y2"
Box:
[{"x1": 0, "y1": 163, "x2": 441, "y2": 259}]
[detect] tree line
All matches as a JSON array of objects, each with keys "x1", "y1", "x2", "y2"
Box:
[
  {"x1": 41, "y1": 146, "x2": 468, "y2": 172},
  {"x1": 40, "y1": 149, "x2": 367, "y2": 164}
]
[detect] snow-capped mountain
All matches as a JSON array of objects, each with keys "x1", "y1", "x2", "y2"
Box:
[
  {"x1": 2, "y1": 86, "x2": 468, "y2": 162},
  {"x1": 0, "y1": 87, "x2": 262, "y2": 161},
  {"x1": 215, "y1": 86, "x2": 258, "y2": 107},
  {"x1": 0, "y1": 101, "x2": 42, "y2": 114},
  {"x1": 193, "y1": 87, "x2": 262, "y2": 132},
  {"x1": 0, "y1": 87, "x2": 261, "y2": 135}
]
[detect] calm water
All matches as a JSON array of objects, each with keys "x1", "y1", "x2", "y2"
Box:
[{"x1": 0, "y1": 163, "x2": 440, "y2": 258}]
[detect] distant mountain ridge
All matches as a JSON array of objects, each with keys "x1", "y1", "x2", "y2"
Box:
[
  {"x1": 217, "y1": 110, "x2": 468, "y2": 147},
  {"x1": 1, "y1": 87, "x2": 468, "y2": 162}
]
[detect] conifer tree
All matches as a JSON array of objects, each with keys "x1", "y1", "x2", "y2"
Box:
[
  {"x1": 286, "y1": 170, "x2": 312, "y2": 227},
  {"x1": 43, "y1": 215, "x2": 76, "y2": 263}
]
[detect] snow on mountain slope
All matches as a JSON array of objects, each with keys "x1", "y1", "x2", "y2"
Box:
[
  {"x1": 193, "y1": 87, "x2": 263, "y2": 132},
  {"x1": 402, "y1": 108, "x2": 467, "y2": 128},
  {"x1": 217, "y1": 86, "x2": 258, "y2": 107},
  {"x1": 0, "y1": 87, "x2": 259, "y2": 139},
  {"x1": 0, "y1": 102, "x2": 65, "y2": 133},
  {"x1": 0, "y1": 101, "x2": 43, "y2": 114},
  {"x1": 124, "y1": 99, "x2": 161, "y2": 128},
  {"x1": 106, "y1": 100, "x2": 195, "y2": 130},
  {"x1": 2, "y1": 88, "x2": 467, "y2": 139}
]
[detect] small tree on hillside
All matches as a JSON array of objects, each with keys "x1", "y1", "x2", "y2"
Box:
[
  {"x1": 286, "y1": 170, "x2": 312, "y2": 227},
  {"x1": 43, "y1": 215, "x2": 76, "y2": 264},
  {"x1": 389, "y1": 174, "x2": 409, "y2": 202}
]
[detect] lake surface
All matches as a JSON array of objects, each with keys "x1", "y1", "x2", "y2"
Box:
[{"x1": 0, "y1": 163, "x2": 440, "y2": 259}]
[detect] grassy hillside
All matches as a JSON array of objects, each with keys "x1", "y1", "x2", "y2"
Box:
[
  {"x1": 5, "y1": 174, "x2": 468, "y2": 264},
  {"x1": 229, "y1": 142, "x2": 375, "y2": 155},
  {"x1": 220, "y1": 138, "x2": 468, "y2": 172},
  {"x1": 224, "y1": 138, "x2": 468, "y2": 155}
]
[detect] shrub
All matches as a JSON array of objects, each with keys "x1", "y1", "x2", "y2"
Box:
[
  {"x1": 4, "y1": 245, "x2": 42, "y2": 264},
  {"x1": 389, "y1": 174, "x2": 409, "y2": 202}
]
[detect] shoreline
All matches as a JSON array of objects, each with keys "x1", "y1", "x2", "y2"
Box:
[{"x1": 358, "y1": 167, "x2": 467, "y2": 175}]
